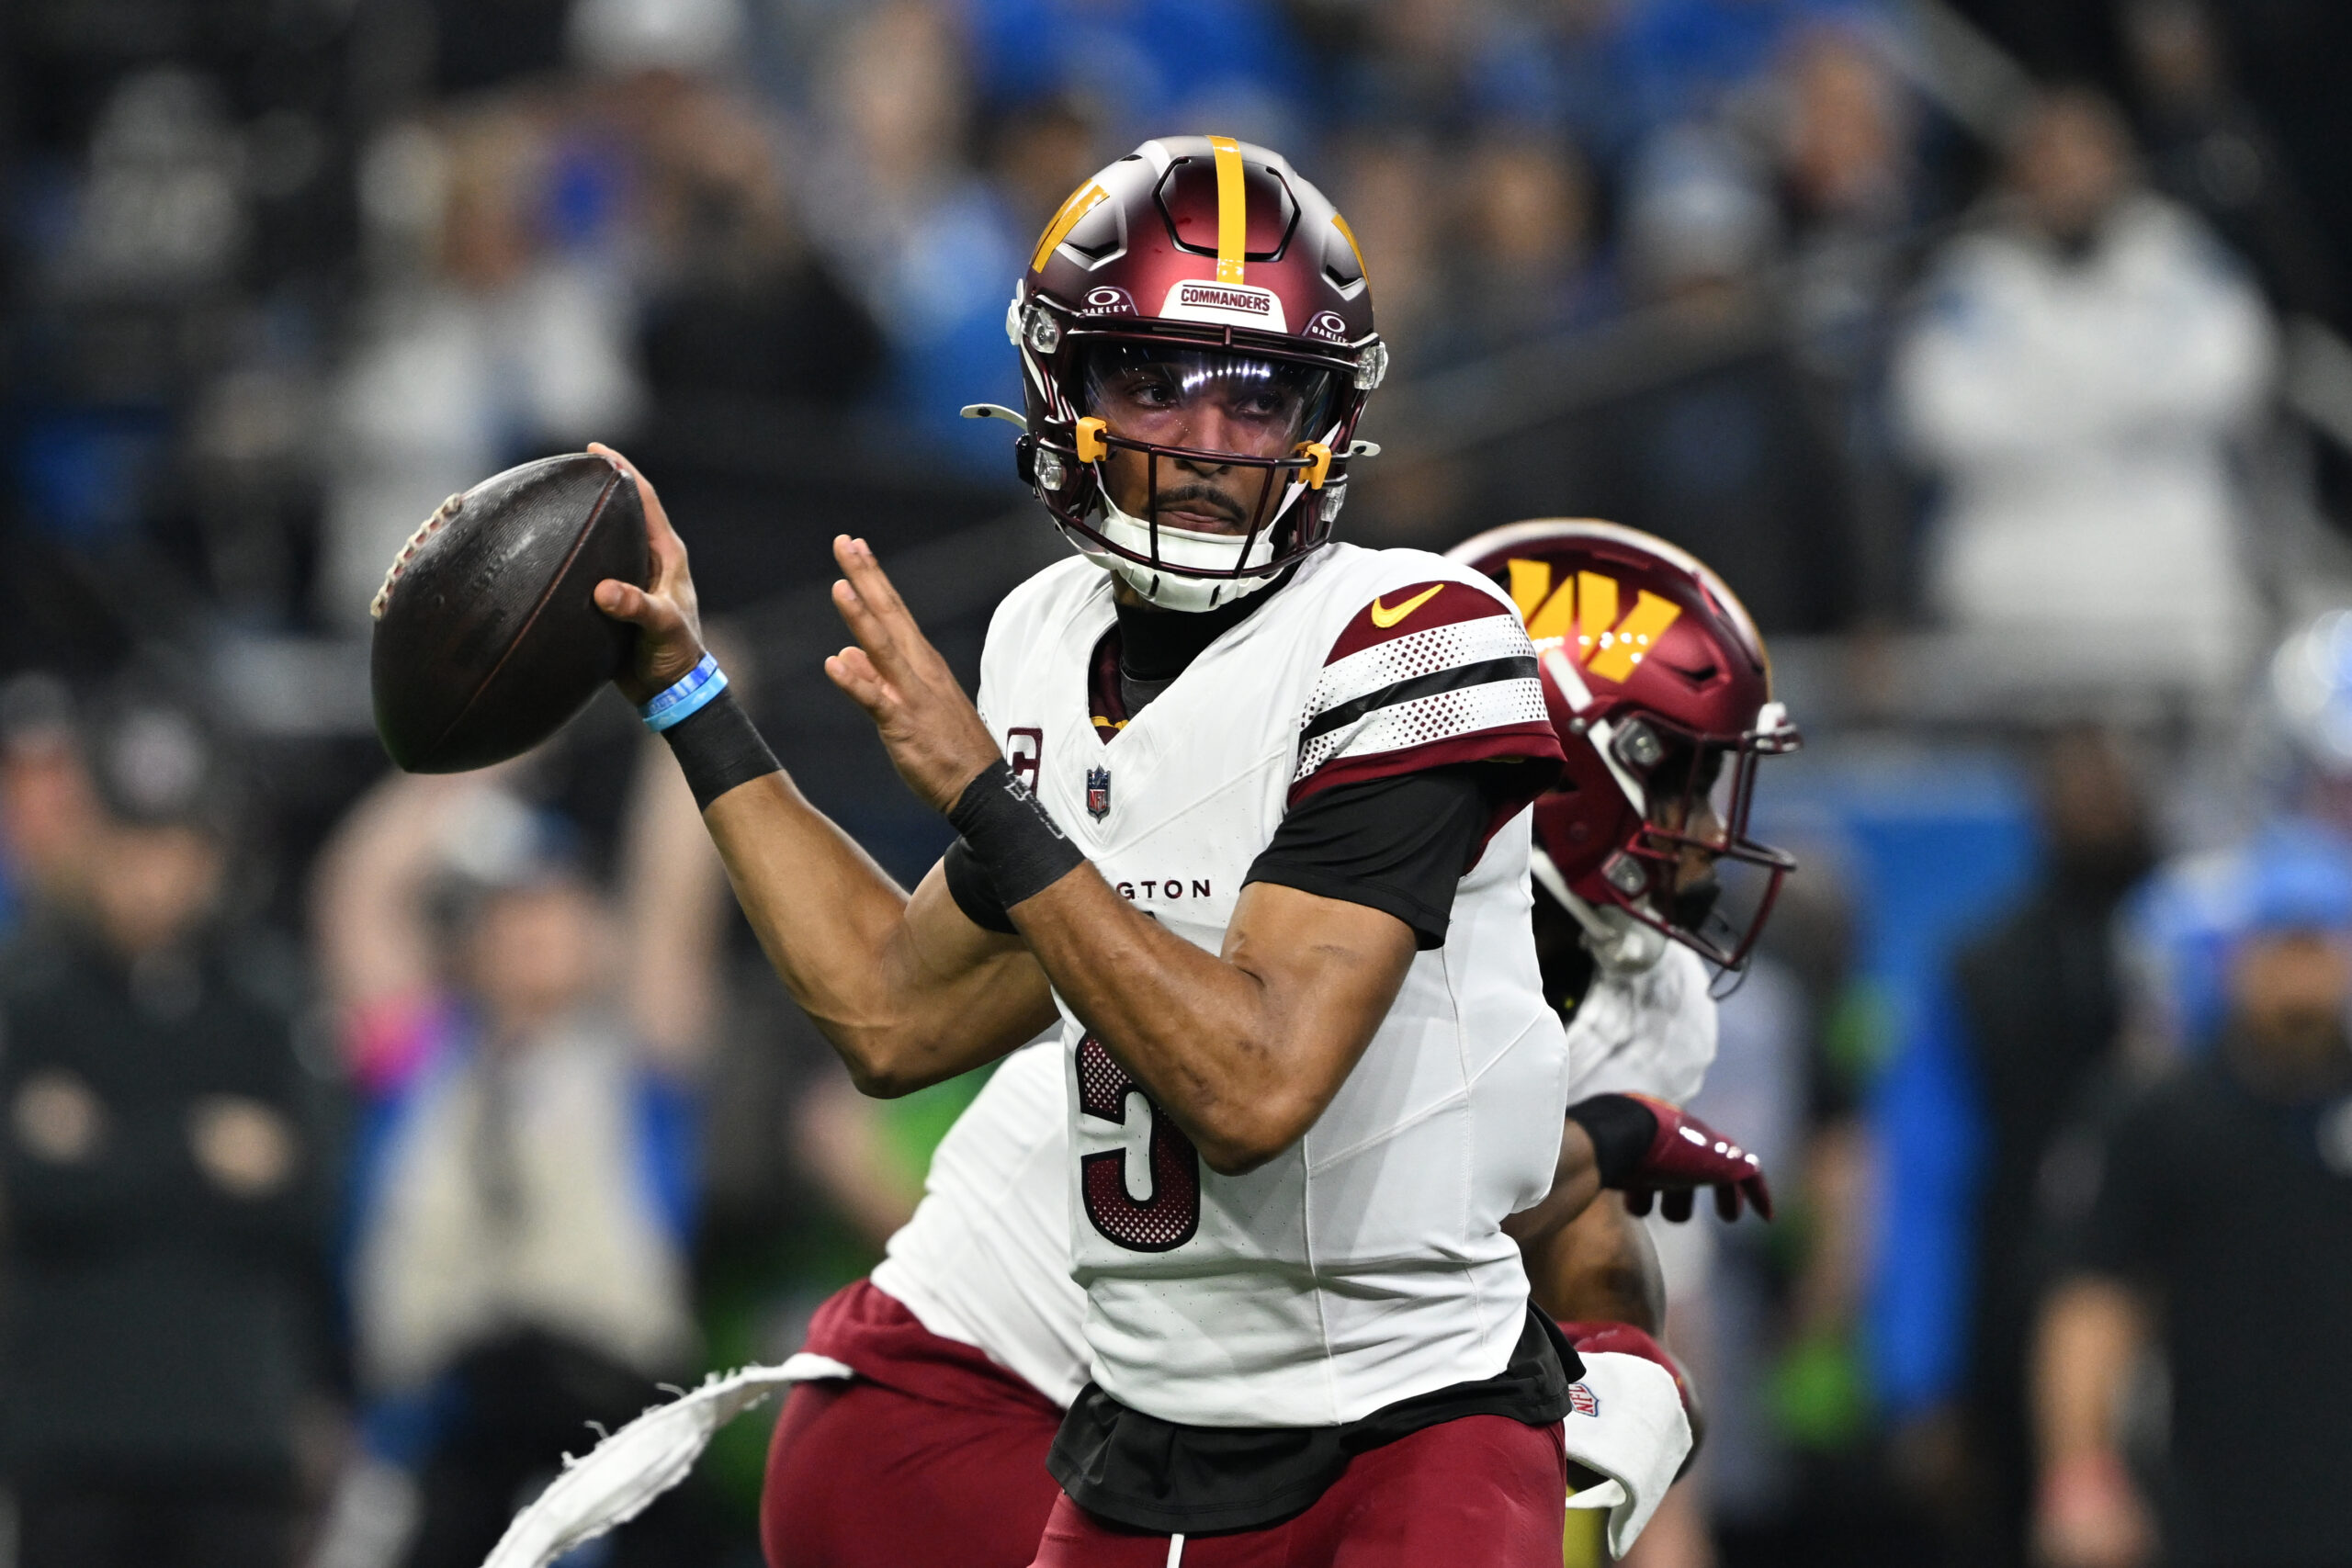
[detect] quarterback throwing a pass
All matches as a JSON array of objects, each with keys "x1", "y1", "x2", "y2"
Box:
[{"x1": 604, "y1": 138, "x2": 1641, "y2": 1564}]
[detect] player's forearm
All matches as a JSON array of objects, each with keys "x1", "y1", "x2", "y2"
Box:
[
  {"x1": 1521, "y1": 1192, "x2": 1666, "y2": 1334},
  {"x1": 702, "y1": 774, "x2": 1032, "y2": 1092},
  {"x1": 2033, "y1": 1275, "x2": 2147, "y2": 1467},
  {"x1": 1011, "y1": 872, "x2": 1408, "y2": 1174}
]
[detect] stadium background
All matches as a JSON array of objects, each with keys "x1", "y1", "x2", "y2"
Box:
[{"x1": 5, "y1": 1, "x2": 2352, "y2": 1566}]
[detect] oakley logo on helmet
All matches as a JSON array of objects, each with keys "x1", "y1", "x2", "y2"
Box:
[
  {"x1": 1510, "y1": 560, "x2": 1684, "y2": 682},
  {"x1": 1082, "y1": 286, "x2": 1136, "y2": 316},
  {"x1": 1306, "y1": 310, "x2": 1350, "y2": 343},
  {"x1": 1161, "y1": 279, "x2": 1287, "y2": 332}
]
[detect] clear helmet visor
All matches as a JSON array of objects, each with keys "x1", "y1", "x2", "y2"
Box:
[{"x1": 1080, "y1": 343, "x2": 1341, "y2": 463}]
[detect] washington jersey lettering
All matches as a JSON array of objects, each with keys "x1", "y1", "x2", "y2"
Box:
[{"x1": 973, "y1": 542, "x2": 1569, "y2": 1429}]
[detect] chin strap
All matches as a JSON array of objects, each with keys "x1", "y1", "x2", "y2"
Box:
[{"x1": 1533, "y1": 848, "x2": 1668, "y2": 975}]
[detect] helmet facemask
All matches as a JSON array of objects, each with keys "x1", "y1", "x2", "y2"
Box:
[
  {"x1": 1063, "y1": 341, "x2": 1344, "y2": 611},
  {"x1": 1592, "y1": 707, "x2": 1800, "y2": 974}
]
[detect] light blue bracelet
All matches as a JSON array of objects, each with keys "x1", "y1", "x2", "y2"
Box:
[{"x1": 640, "y1": 653, "x2": 729, "y2": 732}]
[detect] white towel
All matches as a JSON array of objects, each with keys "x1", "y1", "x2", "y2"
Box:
[
  {"x1": 1557, "y1": 1350, "x2": 1693, "y2": 1558},
  {"x1": 479, "y1": 1363, "x2": 809, "y2": 1568}
]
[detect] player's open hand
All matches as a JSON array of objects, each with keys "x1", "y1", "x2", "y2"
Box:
[
  {"x1": 1620, "y1": 1097, "x2": 1773, "y2": 1223},
  {"x1": 589, "y1": 443, "x2": 707, "y2": 705},
  {"x1": 825, "y1": 535, "x2": 1001, "y2": 814}
]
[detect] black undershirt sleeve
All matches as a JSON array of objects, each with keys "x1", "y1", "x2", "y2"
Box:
[
  {"x1": 1243, "y1": 765, "x2": 1497, "y2": 950},
  {"x1": 943, "y1": 836, "x2": 1018, "y2": 934}
]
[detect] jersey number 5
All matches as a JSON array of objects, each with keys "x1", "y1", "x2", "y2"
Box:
[{"x1": 1075, "y1": 1034, "x2": 1202, "y2": 1251}]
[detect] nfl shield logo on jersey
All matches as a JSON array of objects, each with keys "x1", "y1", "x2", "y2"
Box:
[{"x1": 1085, "y1": 766, "x2": 1112, "y2": 821}]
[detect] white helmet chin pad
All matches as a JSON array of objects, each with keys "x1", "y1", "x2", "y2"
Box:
[{"x1": 1074, "y1": 491, "x2": 1291, "y2": 613}]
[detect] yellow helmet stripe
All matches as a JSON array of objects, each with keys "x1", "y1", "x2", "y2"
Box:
[
  {"x1": 1207, "y1": 134, "x2": 1247, "y2": 283},
  {"x1": 1331, "y1": 211, "x2": 1370, "y2": 284},
  {"x1": 1032, "y1": 181, "x2": 1107, "y2": 275}
]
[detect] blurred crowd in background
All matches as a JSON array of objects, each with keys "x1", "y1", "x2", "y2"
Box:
[{"x1": 7, "y1": 2, "x2": 2352, "y2": 1567}]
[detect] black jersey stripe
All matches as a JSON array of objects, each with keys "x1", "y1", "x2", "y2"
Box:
[{"x1": 1298, "y1": 657, "x2": 1538, "y2": 744}]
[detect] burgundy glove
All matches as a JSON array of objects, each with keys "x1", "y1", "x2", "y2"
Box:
[
  {"x1": 1623, "y1": 1094, "x2": 1771, "y2": 1222},
  {"x1": 1566, "y1": 1093, "x2": 1773, "y2": 1222}
]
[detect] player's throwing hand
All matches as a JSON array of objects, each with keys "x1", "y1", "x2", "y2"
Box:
[{"x1": 588, "y1": 443, "x2": 707, "y2": 705}]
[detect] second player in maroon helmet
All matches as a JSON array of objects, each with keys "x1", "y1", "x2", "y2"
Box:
[
  {"x1": 1449, "y1": 519, "x2": 1802, "y2": 971},
  {"x1": 968, "y1": 135, "x2": 1387, "y2": 611}
]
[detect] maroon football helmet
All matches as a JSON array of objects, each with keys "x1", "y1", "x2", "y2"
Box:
[
  {"x1": 1447, "y1": 520, "x2": 1801, "y2": 970},
  {"x1": 973, "y1": 135, "x2": 1385, "y2": 611}
]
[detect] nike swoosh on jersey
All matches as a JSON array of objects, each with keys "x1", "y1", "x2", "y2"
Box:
[{"x1": 1368, "y1": 583, "x2": 1444, "y2": 627}]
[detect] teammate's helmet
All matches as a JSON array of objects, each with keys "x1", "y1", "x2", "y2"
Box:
[
  {"x1": 996, "y1": 135, "x2": 1386, "y2": 612},
  {"x1": 1448, "y1": 520, "x2": 1801, "y2": 969}
]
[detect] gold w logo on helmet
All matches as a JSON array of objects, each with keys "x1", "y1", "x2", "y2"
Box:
[{"x1": 1506, "y1": 559, "x2": 1681, "y2": 682}]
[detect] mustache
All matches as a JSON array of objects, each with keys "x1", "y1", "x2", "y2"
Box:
[{"x1": 1150, "y1": 483, "x2": 1250, "y2": 528}]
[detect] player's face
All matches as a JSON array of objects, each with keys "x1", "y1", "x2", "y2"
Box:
[
  {"x1": 1084, "y1": 345, "x2": 1334, "y2": 536},
  {"x1": 1645, "y1": 744, "x2": 1727, "y2": 892}
]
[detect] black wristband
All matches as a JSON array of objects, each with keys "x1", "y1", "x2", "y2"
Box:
[
  {"x1": 662, "y1": 688, "x2": 781, "y2": 811},
  {"x1": 1565, "y1": 1093, "x2": 1661, "y2": 1190},
  {"x1": 946, "y1": 758, "x2": 1086, "y2": 910}
]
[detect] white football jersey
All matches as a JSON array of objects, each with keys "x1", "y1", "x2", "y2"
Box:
[
  {"x1": 970, "y1": 542, "x2": 1569, "y2": 1428},
  {"x1": 1562, "y1": 944, "x2": 1717, "y2": 1105},
  {"x1": 868, "y1": 1034, "x2": 1091, "y2": 1406},
  {"x1": 870, "y1": 946, "x2": 1718, "y2": 1411}
]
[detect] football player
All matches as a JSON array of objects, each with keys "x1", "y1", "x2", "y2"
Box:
[
  {"x1": 759, "y1": 520, "x2": 1792, "y2": 1568},
  {"x1": 593, "y1": 137, "x2": 1771, "y2": 1566}
]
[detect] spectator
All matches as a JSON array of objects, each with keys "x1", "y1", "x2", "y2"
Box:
[
  {"x1": 0, "y1": 675, "x2": 104, "y2": 931},
  {"x1": 1453, "y1": 133, "x2": 1615, "y2": 355},
  {"x1": 801, "y1": 1, "x2": 1024, "y2": 471},
  {"x1": 2120, "y1": 0, "x2": 2342, "y2": 325},
  {"x1": 0, "y1": 691, "x2": 332, "y2": 1568},
  {"x1": 2030, "y1": 845, "x2": 2352, "y2": 1568},
  {"x1": 1894, "y1": 89, "x2": 2276, "y2": 682},
  {"x1": 1948, "y1": 728, "x2": 2154, "y2": 1568},
  {"x1": 1485, "y1": 123, "x2": 1863, "y2": 633},
  {"x1": 2120, "y1": 609, "x2": 2352, "y2": 1065},
  {"x1": 323, "y1": 100, "x2": 646, "y2": 630},
  {"x1": 1777, "y1": 27, "x2": 1920, "y2": 353},
  {"x1": 311, "y1": 740, "x2": 725, "y2": 1568},
  {"x1": 1616, "y1": 0, "x2": 1877, "y2": 141},
  {"x1": 1770, "y1": 26, "x2": 1926, "y2": 621},
  {"x1": 614, "y1": 45, "x2": 884, "y2": 412}
]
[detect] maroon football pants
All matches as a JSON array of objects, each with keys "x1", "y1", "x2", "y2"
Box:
[
  {"x1": 761, "y1": 1281, "x2": 1066, "y2": 1568},
  {"x1": 1026, "y1": 1414, "x2": 1568, "y2": 1568}
]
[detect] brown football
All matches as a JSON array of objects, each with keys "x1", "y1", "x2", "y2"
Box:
[{"x1": 368, "y1": 452, "x2": 649, "y2": 773}]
